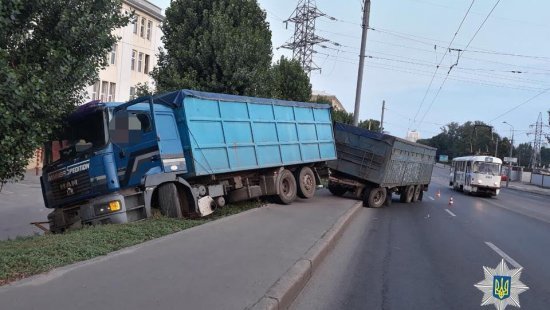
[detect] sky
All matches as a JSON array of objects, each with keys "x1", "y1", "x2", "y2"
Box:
[{"x1": 151, "y1": 0, "x2": 550, "y2": 145}]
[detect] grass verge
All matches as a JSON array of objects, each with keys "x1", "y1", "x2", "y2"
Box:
[{"x1": 0, "y1": 200, "x2": 262, "y2": 286}]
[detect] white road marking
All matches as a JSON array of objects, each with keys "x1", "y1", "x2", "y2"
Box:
[
  {"x1": 485, "y1": 242, "x2": 522, "y2": 268},
  {"x1": 0, "y1": 190, "x2": 14, "y2": 194},
  {"x1": 445, "y1": 209, "x2": 456, "y2": 217},
  {"x1": 429, "y1": 196, "x2": 435, "y2": 200}
]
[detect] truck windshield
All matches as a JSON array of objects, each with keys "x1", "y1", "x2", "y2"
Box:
[
  {"x1": 44, "y1": 110, "x2": 107, "y2": 165},
  {"x1": 472, "y1": 162, "x2": 501, "y2": 176}
]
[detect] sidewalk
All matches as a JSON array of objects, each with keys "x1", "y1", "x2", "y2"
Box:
[
  {"x1": 0, "y1": 190, "x2": 358, "y2": 310},
  {"x1": 505, "y1": 181, "x2": 550, "y2": 196}
]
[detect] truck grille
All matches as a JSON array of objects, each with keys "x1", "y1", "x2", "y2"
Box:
[{"x1": 47, "y1": 165, "x2": 91, "y2": 204}]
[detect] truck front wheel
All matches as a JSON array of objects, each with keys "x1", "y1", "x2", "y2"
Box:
[
  {"x1": 158, "y1": 183, "x2": 184, "y2": 218},
  {"x1": 363, "y1": 187, "x2": 386, "y2": 208},
  {"x1": 296, "y1": 167, "x2": 316, "y2": 199},
  {"x1": 276, "y1": 169, "x2": 297, "y2": 204}
]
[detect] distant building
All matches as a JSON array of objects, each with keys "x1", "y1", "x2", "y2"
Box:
[
  {"x1": 406, "y1": 130, "x2": 420, "y2": 143},
  {"x1": 311, "y1": 90, "x2": 346, "y2": 112},
  {"x1": 85, "y1": 0, "x2": 164, "y2": 103}
]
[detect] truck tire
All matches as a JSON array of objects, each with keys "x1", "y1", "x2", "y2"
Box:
[
  {"x1": 328, "y1": 183, "x2": 346, "y2": 197},
  {"x1": 412, "y1": 185, "x2": 421, "y2": 202},
  {"x1": 363, "y1": 187, "x2": 386, "y2": 208},
  {"x1": 296, "y1": 167, "x2": 316, "y2": 199},
  {"x1": 158, "y1": 183, "x2": 183, "y2": 218},
  {"x1": 401, "y1": 185, "x2": 414, "y2": 203},
  {"x1": 276, "y1": 169, "x2": 297, "y2": 204},
  {"x1": 418, "y1": 190, "x2": 424, "y2": 202}
]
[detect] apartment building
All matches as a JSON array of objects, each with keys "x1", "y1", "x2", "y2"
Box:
[
  {"x1": 311, "y1": 90, "x2": 346, "y2": 112},
  {"x1": 86, "y1": 0, "x2": 164, "y2": 103}
]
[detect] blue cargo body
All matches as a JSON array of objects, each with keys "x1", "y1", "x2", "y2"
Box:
[{"x1": 154, "y1": 90, "x2": 337, "y2": 177}]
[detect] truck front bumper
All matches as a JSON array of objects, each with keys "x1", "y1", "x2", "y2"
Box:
[{"x1": 48, "y1": 192, "x2": 148, "y2": 233}]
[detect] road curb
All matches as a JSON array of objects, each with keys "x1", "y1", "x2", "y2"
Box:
[
  {"x1": 505, "y1": 185, "x2": 550, "y2": 197},
  {"x1": 249, "y1": 201, "x2": 362, "y2": 310}
]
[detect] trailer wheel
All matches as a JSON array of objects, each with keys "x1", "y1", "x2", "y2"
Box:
[
  {"x1": 418, "y1": 190, "x2": 424, "y2": 202},
  {"x1": 158, "y1": 183, "x2": 183, "y2": 218},
  {"x1": 276, "y1": 169, "x2": 297, "y2": 204},
  {"x1": 412, "y1": 185, "x2": 422, "y2": 202},
  {"x1": 363, "y1": 187, "x2": 386, "y2": 208},
  {"x1": 401, "y1": 185, "x2": 414, "y2": 203},
  {"x1": 328, "y1": 183, "x2": 346, "y2": 197},
  {"x1": 296, "y1": 167, "x2": 316, "y2": 199}
]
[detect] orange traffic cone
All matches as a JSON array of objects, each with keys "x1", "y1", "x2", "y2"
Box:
[
  {"x1": 448, "y1": 197, "x2": 454, "y2": 206},
  {"x1": 436, "y1": 190, "x2": 441, "y2": 199}
]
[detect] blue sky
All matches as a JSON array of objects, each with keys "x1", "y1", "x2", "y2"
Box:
[{"x1": 151, "y1": 0, "x2": 550, "y2": 144}]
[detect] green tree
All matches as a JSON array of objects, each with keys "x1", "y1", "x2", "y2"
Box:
[
  {"x1": 132, "y1": 82, "x2": 155, "y2": 99},
  {"x1": 418, "y1": 121, "x2": 504, "y2": 159},
  {"x1": 516, "y1": 143, "x2": 533, "y2": 167},
  {"x1": 358, "y1": 119, "x2": 381, "y2": 132},
  {"x1": 331, "y1": 110, "x2": 354, "y2": 124},
  {"x1": 0, "y1": 0, "x2": 129, "y2": 185},
  {"x1": 152, "y1": 0, "x2": 272, "y2": 96},
  {"x1": 269, "y1": 56, "x2": 311, "y2": 102}
]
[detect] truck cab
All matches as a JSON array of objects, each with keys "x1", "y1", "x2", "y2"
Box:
[{"x1": 41, "y1": 98, "x2": 194, "y2": 232}]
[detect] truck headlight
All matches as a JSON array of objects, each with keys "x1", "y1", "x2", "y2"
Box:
[{"x1": 477, "y1": 179, "x2": 483, "y2": 184}]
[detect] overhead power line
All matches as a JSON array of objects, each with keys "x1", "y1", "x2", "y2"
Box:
[{"x1": 489, "y1": 87, "x2": 550, "y2": 122}]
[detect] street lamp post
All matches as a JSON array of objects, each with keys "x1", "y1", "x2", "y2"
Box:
[{"x1": 503, "y1": 121, "x2": 514, "y2": 187}]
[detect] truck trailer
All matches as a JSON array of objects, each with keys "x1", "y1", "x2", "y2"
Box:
[
  {"x1": 327, "y1": 123, "x2": 436, "y2": 208},
  {"x1": 41, "y1": 90, "x2": 337, "y2": 232}
]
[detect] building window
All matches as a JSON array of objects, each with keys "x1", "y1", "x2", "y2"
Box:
[
  {"x1": 140, "y1": 18, "x2": 145, "y2": 38},
  {"x1": 110, "y1": 44, "x2": 117, "y2": 65},
  {"x1": 147, "y1": 20, "x2": 152, "y2": 40},
  {"x1": 131, "y1": 50, "x2": 136, "y2": 70},
  {"x1": 130, "y1": 87, "x2": 136, "y2": 99},
  {"x1": 133, "y1": 15, "x2": 139, "y2": 34},
  {"x1": 138, "y1": 52, "x2": 143, "y2": 72},
  {"x1": 91, "y1": 81, "x2": 100, "y2": 100},
  {"x1": 101, "y1": 81, "x2": 109, "y2": 101},
  {"x1": 144, "y1": 54, "x2": 150, "y2": 74},
  {"x1": 108, "y1": 82, "x2": 116, "y2": 101}
]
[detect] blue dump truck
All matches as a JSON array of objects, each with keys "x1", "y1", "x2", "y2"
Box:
[
  {"x1": 41, "y1": 90, "x2": 337, "y2": 232},
  {"x1": 327, "y1": 123, "x2": 436, "y2": 208}
]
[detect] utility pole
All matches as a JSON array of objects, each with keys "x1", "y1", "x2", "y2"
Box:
[
  {"x1": 503, "y1": 121, "x2": 514, "y2": 187},
  {"x1": 353, "y1": 0, "x2": 371, "y2": 126},
  {"x1": 380, "y1": 100, "x2": 385, "y2": 133}
]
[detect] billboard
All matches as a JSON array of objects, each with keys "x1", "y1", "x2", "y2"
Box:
[{"x1": 439, "y1": 155, "x2": 449, "y2": 163}]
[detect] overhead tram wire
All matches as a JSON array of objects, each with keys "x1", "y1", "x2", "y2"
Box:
[
  {"x1": 489, "y1": 87, "x2": 550, "y2": 123},
  {"x1": 411, "y1": 0, "x2": 476, "y2": 128},
  {"x1": 416, "y1": 0, "x2": 502, "y2": 130}
]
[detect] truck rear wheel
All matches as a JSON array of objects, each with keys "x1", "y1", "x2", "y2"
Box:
[
  {"x1": 412, "y1": 185, "x2": 421, "y2": 202},
  {"x1": 276, "y1": 169, "x2": 297, "y2": 204},
  {"x1": 363, "y1": 187, "x2": 386, "y2": 208},
  {"x1": 296, "y1": 167, "x2": 316, "y2": 199},
  {"x1": 158, "y1": 183, "x2": 183, "y2": 218}
]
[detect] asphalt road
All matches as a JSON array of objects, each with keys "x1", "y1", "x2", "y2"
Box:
[
  {"x1": 292, "y1": 166, "x2": 550, "y2": 310},
  {"x1": 0, "y1": 172, "x2": 48, "y2": 240}
]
